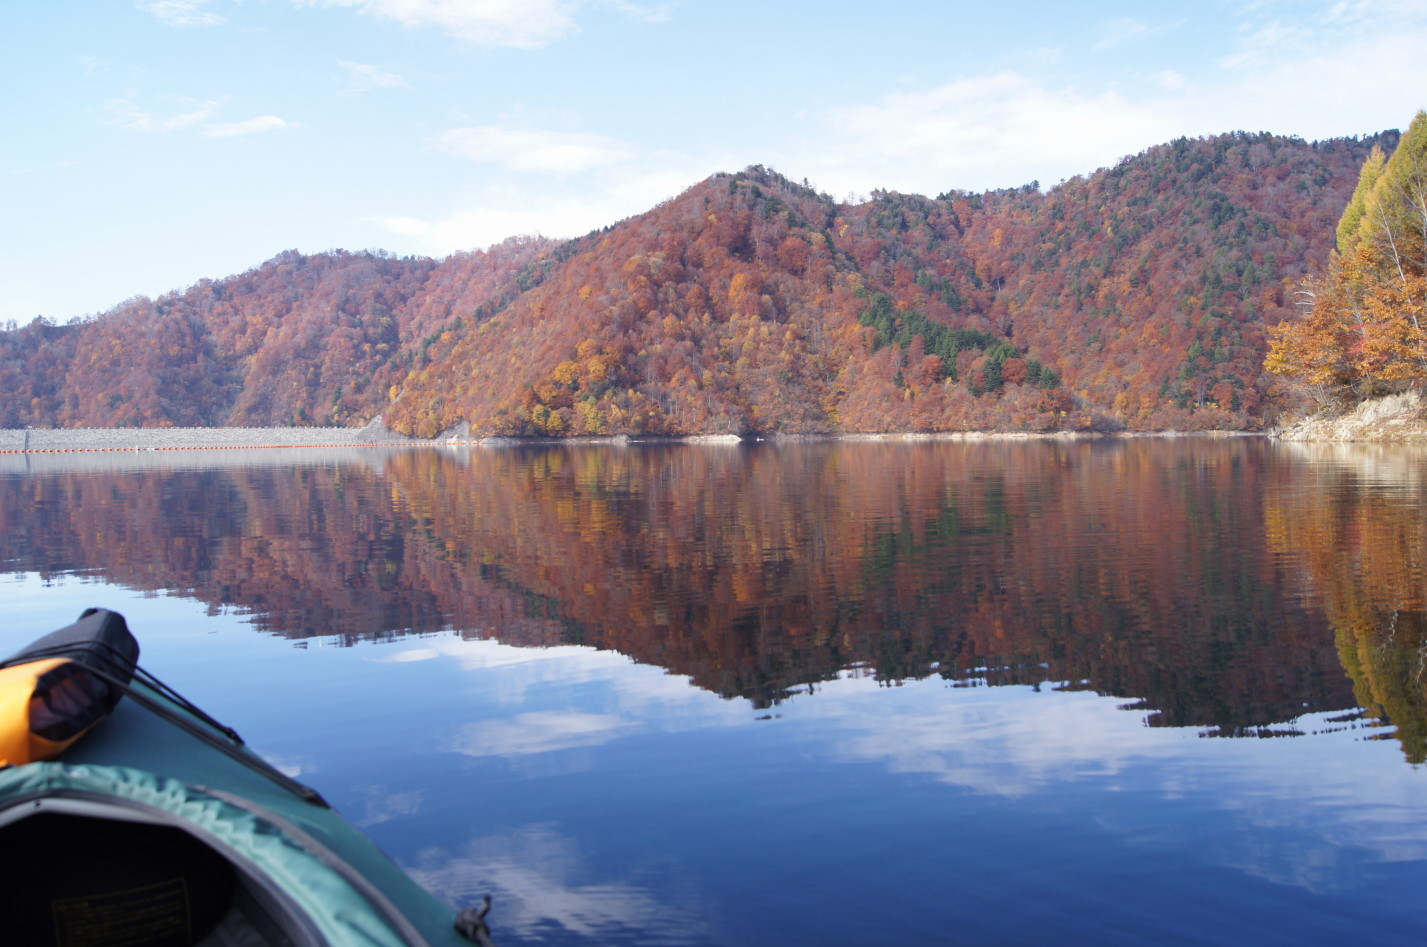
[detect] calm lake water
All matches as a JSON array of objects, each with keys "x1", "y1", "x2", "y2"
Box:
[{"x1": 4, "y1": 438, "x2": 1427, "y2": 945}]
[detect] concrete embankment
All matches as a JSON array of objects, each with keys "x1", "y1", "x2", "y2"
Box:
[
  {"x1": 0, "y1": 420, "x2": 422, "y2": 454},
  {"x1": 0, "y1": 445, "x2": 432, "y2": 476}
]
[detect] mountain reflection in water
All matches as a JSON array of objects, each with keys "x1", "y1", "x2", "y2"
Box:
[{"x1": 3, "y1": 438, "x2": 1426, "y2": 760}]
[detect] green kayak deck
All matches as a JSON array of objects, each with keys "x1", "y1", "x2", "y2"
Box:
[{"x1": 0, "y1": 610, "x2": 488, "y2": 947}]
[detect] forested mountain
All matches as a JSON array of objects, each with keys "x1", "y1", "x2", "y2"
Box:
[{"x1": 0, "y1": 129, "x2": 1397, "y2": 435}]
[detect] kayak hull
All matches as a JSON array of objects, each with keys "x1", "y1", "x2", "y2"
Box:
[{"x1": 0, "y1": 611, "x2": 479, "y2": 947}]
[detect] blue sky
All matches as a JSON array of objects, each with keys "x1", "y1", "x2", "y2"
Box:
[{"x1": 4, "y1": 0, "x2": 1424, "y2": 323}]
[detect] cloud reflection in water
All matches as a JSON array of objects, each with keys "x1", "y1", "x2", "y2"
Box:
[{"x1": 408, "y1": 824, "x2": 718, "y2": 946}]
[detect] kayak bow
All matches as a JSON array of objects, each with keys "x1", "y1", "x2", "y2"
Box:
[{"x1": 0, "y1": 608, "x2": 493, "y2": 947}]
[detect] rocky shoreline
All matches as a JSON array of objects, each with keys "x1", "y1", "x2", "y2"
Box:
[
  {"x1": 1271, "y1": 391, "x2": 1427, "y2": 441},
  {"x1": 9, "y1": 401, "x2": 1424, "y2": 454}
]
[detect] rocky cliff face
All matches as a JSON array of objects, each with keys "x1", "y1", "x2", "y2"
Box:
[{"x1": 1273, "y1": 391, "x2": 1427, "y2": 441}]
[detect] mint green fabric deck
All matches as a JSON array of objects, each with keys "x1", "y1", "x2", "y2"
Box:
[{"x1": 0, "y1": 683, "x2": 471, "y2": 947}]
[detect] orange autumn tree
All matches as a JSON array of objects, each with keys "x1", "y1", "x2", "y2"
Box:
[{"x1": 1267, "y1": 112, "x2": 1427, "y2": 405}]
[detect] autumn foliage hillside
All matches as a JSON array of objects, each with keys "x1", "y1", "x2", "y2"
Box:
[
  {"x1": 954, "y1": 132, "x2": 1393, "y2": 427},
  {"x1": 0, "y1": 240, "x2": 551, "y2": 429},
  {"x1": 0, "y1": 130, "x2": 1395, "y2": 434}
]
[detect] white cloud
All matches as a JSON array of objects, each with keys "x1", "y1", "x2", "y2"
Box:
[
  {"x1": 803, "y1": 71, "x2": 1179, "y2": 195},
  {"x1": 437, "y1": 125, "x2": 635, "y2": 175},
  {"x1": 812, "y1": 677, "x2": 1427, "y2": 881},
  {"x1": 407, "y1": 825, "x2": 708, "y2": 942},
  {"x1": 365, "y1": 215, "x2": 432, "y2": 236},
  {"x1": 105, "y1": 99, "x2": 296, "y2": 139},
  {"x1": 1188, "y1": 22, "x2": 1427, "y2": 138},
  {"x1": 449, "y1": 711, "x2": 632, "y2": 757},
  {"x1": 137, "y1": 0, "x2": 227, "y2": 27},
  {"x1": 827, "y1": 684, "x2": 1185, "y2": 798},
  {"x1": 142, "y1": 0, "x2": 669, "y2": 41},
  {"x1": 1217, "y1": 18, "x2": 1316, "y2": 70},
  {"x1": 381, "y1": 644, "x2": 445, "y2": 662},
  {"x1": 1153, "y1": 69, "x2": 1187, "y2": 92},
  {"x1": 379, "y1": 636, "x2": 634, "y2": 672},
  {"x1": 202, "y1": 115, "x2": 298, "y2": 138},
  {"x1": 354, "y1": 786, "x2": 425, "y2": 827},
  {"x1": 1092, "y1": 17, "x2": 1180, "y2": 51},
  {"x1": 106, "y1": 97, "x2": 222, "y2": 133},
  {"x1": 364, "y1": 160, "x2": 706, "y2": 252},
  {"x1": 375, "y1": 636, "x2": 749, "y2": 736},
  {"x1": 1219, "y1": 0, "x2": 1424, "y2": 73},
  {"x1": 362, "y1": 130, "x2": 722, "y2": 255},
  {"x1": 338, "y1": 60, "x2": 409, "y2": 92},
  {"x1": 599, "y1": 0, "x2": 672, "y2": 24},
  {"x1": 296, "y1": 0, "x2": 672, "y2": 46},
  {"x1": 786, "y1": 1, "x2": 1427, "y2": 196},
  {"x1": 298, "y1": 0, "x2": 579, "y2": 48},
  {"x1": 343, "y1": 4, "x2": 1423, "y2": 261}
]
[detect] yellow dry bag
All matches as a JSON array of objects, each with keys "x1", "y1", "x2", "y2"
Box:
[{"x1": 0, "y1": 608, "x2": 138, "y2": 767}]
